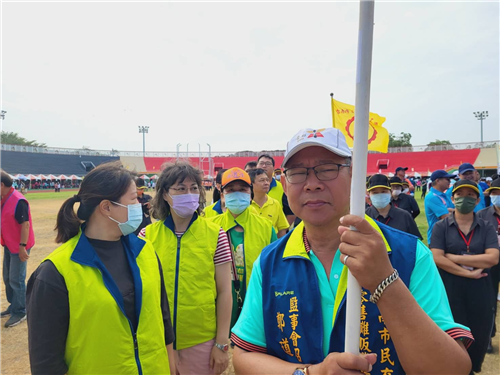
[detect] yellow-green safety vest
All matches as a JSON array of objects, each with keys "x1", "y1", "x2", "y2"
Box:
[
  {"x1": 268, "y1": 178, "x2": 284, "y2": 208},
  {"x1": 45, "y1": 231, "x2": 170, "y2": 375},
  {"x1": 144, "y1": 214, "x2": 220, "y2": 350},
  {"x1": 209, "y1": 207, "x2": 273, "y2": 288}
]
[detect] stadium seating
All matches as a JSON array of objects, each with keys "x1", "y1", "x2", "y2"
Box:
[{"x1": 1, "y1": 150, "x2": 119, "y2": 175}]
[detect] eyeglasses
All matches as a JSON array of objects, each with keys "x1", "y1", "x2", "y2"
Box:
[
  {"x1": 283, "y1": 163, "x2": 350, "y2": 184},
  {"x1": 257, "y1": 161, "x2": 273, "y2": 167},
  {"x1": 169, "y1": 186, "x2": 200, "y2": 194}
]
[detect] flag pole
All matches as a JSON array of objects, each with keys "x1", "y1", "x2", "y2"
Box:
[
  {"x1": 330, "y1": 93, "x2": 336, "y2": 128},
  {"x1": 345, "y1": 0, "x2": 375, "y2": 354}
]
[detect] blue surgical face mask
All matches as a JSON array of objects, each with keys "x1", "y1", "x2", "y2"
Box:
[
  {"x1": 109, "y1": 202, "x2": 143, "y2": 236},
  {"x1": 491, "y1": 195, "x2": 500, "y2": 207},
  {"x1": 370, "y1": 193, "x2": 391, "y2": 209},
  {"x1": 225, "y1": 192, "x2": 251, "y2": 214}
]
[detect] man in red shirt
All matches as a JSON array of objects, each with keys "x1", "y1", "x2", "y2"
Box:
[{"x1": 1, "y1": 171, "x2": 35, "y2": 327}]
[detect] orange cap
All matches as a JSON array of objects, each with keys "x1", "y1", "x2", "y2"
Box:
[{"x1": 221, "y1": 167, "x2": 252, "y2": 188}]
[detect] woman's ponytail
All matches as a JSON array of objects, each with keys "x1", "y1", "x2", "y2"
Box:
[{"x1": 55, "y1": 195, "x2": 81, "y2": 243}]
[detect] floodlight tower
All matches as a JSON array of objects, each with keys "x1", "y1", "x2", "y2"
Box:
[
  {"x1": 138, "y1": 126, "x2": 149, "y2": 157},
  {"x1": 473, "y1": 111, "x2": 488, "y2": 144}
]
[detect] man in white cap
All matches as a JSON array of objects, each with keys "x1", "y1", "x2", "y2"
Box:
[{"x1": 231, "y1": 128, "x2": 472, "y2": 375}]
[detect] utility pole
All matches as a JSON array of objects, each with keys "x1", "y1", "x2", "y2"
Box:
[
  {"x1": 138, "y1": 126, "x2": 149, "y2": 156},
  {"x1": 473, "y1": 111, "x2": 488, "y2": 144},
  {"x1": 0, "y1": 110, "x2": 6, "y2": 120},
  {"x1": 176, "y1": 143, "x2": 182, "y2": 161}
]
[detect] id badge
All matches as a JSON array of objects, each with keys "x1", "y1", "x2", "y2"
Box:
[{"x1": 459, "y1": 252, "x2": 474, "y2": 271}]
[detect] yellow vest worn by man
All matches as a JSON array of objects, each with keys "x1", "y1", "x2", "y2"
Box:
[
  {"x1": 145, "y1": 214, "x2": 220, "y2": 350},
  {"x1": 268, "y1": 177, "x2": 284, "y2": 208},
  {"x1": 45, "y1": 231, "x2": 169, "y2": 375}
]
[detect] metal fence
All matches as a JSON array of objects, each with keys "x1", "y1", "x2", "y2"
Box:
[{"x1": 2, "y1": 140, "x2": 498, "y2": 157}]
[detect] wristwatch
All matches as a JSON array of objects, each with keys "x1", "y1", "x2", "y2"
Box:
[
  {"x1": 19, "y1": 243, "x2": 27, "y2": 247},
  {"x1": 214, "y1": 342, "x2": 229, "y2": 352},
  {"x1": 293, "y1": 366, "x2": 310, "y2": 375}
]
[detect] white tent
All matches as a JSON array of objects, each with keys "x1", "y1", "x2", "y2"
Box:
[{"x1": 140, "y1": 174, "x2": 150, "y2": 179}]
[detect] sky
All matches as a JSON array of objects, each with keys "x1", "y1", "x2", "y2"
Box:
[{"x1": 2, "y1": 0, "x2": 499, "y2": 154}]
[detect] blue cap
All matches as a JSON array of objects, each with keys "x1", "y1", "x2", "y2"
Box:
[
  {"x1": 458, "y1": 163, "x2": 475, "y2": 175},
  {"x1": 430, "y1": 170, "x2": 455, "y2": 182}
]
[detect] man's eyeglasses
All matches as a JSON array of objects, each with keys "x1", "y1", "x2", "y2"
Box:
[
  {"x1": 169, "y1": 186, "x2": 200, "y2": 194},
  {"x1": 283, "y1": 163, "x2": 350, "y2": 184},
  {"x1": 258, "y1": 161, "x2": 273, "y2": 167}
]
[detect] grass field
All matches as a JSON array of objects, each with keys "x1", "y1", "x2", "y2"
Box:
[{"x1": 1, "y1": 190, "x2": 498, "y2": 374}]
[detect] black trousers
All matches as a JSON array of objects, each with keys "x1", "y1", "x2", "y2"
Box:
[{"x1": 442, "y1": 273, "x2": 494, "y2": 373}]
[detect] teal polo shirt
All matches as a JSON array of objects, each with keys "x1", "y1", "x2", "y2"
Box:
[{"x1": 232, "y1": 240, "x2": 470, "y2": 357}]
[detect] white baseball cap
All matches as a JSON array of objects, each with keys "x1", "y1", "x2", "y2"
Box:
[{"x1": 282, "y1": 128, "x2": 352, "y2": 167}]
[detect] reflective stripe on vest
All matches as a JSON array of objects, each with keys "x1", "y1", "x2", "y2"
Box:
[
  {"x1": 45, "y1": 231, "x2": 169, "y2": 375},
  {"x1": 209, "y1": 207, "x2": 274, "y2": 289},
  {"x1": 261, "y1": 219, "x2": 417, "y2": 373},
  {"x1": 145, "y1": 214, "x2": 220, "y2": 350}
]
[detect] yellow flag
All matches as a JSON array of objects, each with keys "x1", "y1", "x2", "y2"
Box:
[{"x1": 331, "y1": 98, "x2": 389, "y2": 153}]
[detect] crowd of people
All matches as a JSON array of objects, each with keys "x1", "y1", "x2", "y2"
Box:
[{"x1": 1, "y1": 127, "x2": 499, "y2": 375}]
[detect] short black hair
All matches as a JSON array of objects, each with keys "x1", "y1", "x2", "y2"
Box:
[
  {"x1": 248, "y1": 168, "x2": 267, "y2": 184},
  {"x1": 245, "y1": 161, "x2": 257, "y2": 170},
  {"x1": 257, "y1": 154, "x2": 275, "y2": 167},
  {"x1": 215, "y1": 169, "x2": 228, "y2": 185},
  {"x1": 1, "y1": 171, "x2": 13, "y2": 187}
]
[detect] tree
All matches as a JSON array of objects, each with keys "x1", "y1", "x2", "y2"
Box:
[
  {"x1": 388, "y1": 132, "x2": 412, "y2": 148},
  {"x1": 427, "y1": 140, "x2": 451, "y2": 146},
  {"x1": 1, "y1": 131, "x2": 47, "y2": 147}
]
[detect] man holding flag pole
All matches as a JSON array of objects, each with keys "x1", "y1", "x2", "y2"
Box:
[{"x1": 231, "y1": 1, "x2": 472, "y2": 374}]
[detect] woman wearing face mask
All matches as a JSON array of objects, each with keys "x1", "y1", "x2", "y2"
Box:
[
  {"x1": 365, "y1": 174, "x2": 422, "y2": 239},
  {"x1": 209, "y1": 167, "x2": 277, "y2": 330},
  {"x1": 26, "y1": 162, "x2": 175, "y2": 375},
  {"x1": 141, "y1": 162, "x2": 233, "y2": 375},
  {"x1": 431, "y1": 179, "x2": 499, "y2": 374},
  {"x1": 477, "y1": 177, "x2": 500, "y2": 353}
]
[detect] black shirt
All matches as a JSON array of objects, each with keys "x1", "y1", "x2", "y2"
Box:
[
  {"x1": 430, "y1": 213, "x2": 499, "y2": 256},
  {"x1": 15, "y1": 199, "x2": 30, "y2": 224},
  {"x1": 477, "y1": 205, "x2": 500, "y2": 236},
  {"x1": 134, "y1": 193, "x2": 153, "y2": 235},
  {"x1": 366, "y1": 204, "x2": 423, "y2": 239},
  {"x1": 26, "y1": 238, "x2": 174, "y2": 375},
  {"x1": 391, "y1": 193, "x2": 420, "y2": 219}
]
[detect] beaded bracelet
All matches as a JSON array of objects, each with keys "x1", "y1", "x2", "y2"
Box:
[{"x1": 370, "y1": 269, "x2": 399, "y2": 304}]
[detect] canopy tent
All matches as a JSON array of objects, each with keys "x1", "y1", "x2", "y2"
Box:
[
  {"x1": 56, "y1": 175, "x2": 69, "y2": 180},
  {"x1": 14, "y1": 174, "x2": 28, "y2": 180},
  {"x1": 25, "y1": 174, "x2": 38, "y2": 180},
  {"x1": 150, "y1": 175, "x2": 159, "y2": 180},
  {"x1": 68, "y1": 175, "x2": 82, "y2": 180},
  {"x1": 140, "y1": 174, "x2": 150, "y2": 179}
]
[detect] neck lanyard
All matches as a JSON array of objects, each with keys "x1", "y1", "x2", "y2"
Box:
[
  {"x1": 377, "y1": 216, "x2": 391, "y2": 225},
  {"x1": 457, "y1": 227, "x2": 475, "y2": 252}
]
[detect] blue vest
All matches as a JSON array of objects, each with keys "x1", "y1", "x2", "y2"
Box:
[{"x1": 261, "y1": 222, "x2": 417, "y2": 374}]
